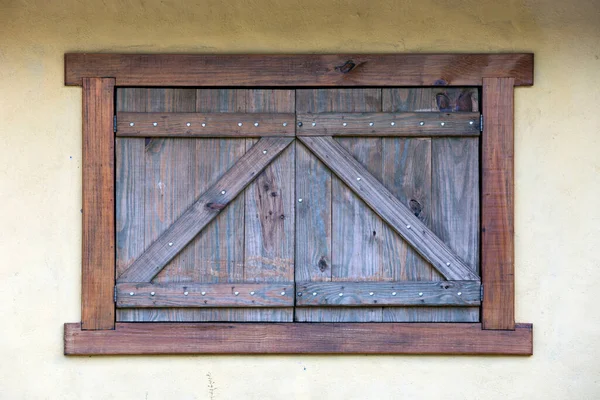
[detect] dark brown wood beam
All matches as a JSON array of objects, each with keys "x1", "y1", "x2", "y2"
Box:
[
  {"x1": 65, "y1": 54, "x2": 534, "y2": 87},
  {"x1": 64, "y1": 322, "x2": 533, "y2": 355}
]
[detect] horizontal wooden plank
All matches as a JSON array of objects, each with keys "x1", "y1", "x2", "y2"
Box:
[
  {"x1": 117, "y1": 112, "x2": 296, "y2": 137},
  {"x1": 299, "y1": 136, "x2": 480, "y2": 281},
  {"x1": 64, "y1": 322, "x2": 533, "y2": 355},
  {"x1": 65, "y1": 53, "x2": 534, "y2": 87},
  {"x1": 296, "y1": 281, "x2": 480, "y2": 306},
  {"x1": 117, "y1": 283, "x2": 294, "y2": 307},
  {"x1": 296, "y1": 112, "x2": 480, "y2": 136},
  {"x1": 117, "y1": 136, "x2": 294, "y2": 283}
]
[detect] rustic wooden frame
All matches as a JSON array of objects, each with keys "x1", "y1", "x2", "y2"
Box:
[{"x1": 64, "y1": 53, "x2": 533, "y2": 355}]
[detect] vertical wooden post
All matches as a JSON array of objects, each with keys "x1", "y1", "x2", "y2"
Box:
[
  {"x1": 481, "y1": 77, "x2": 515, "y2": 330},
  {"x1": 81, "y1": 78, "x2": 116, "y2": 330}
]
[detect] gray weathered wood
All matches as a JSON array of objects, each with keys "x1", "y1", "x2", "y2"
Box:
[
  {"x1": 243, "y1": 90, "x2": 296, "y2": 322},
  {"x1": 116, "y1": 283, "x2": 294, "y2": 308},
  {"x1": 299, "y1": 135, "x2": 479, "y2": 281},
  {"x1": 295, "y1": 142, "x2": 332, "y2": 282},
  {"x1": 116, "y1": 112, "x2": 296, "y2": 137},
  {"x1": 296, "y1": 89, "x2": 384, "y2": 322},
  {"x1": 296, "y1": 112, "x2": 480, "y2": 136},
  {"x1": 117, "y1": 136, "x2": 294, "y2": 283},
  {"x1": 381, "y1": 88, "x2": 480, "y2": 323},
  {"x1": 296, "y1": 281, "x2": 480, "y2": 306}
]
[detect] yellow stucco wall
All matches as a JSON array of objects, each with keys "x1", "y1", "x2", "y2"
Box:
[{"x1": 1, "y1": 0, "x2": 599, "y2": 398}]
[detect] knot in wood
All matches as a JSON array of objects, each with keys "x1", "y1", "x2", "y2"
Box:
[
  {"x1": 206, "y1": 202, "x2": 226, "y2": 210},
  {"x1": 335, "y1": 60, "x2": 356, "y2": 74}
]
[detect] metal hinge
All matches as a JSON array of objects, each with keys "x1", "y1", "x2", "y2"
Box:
[
  {"x1": 480, "y1": 114, "x2": 484, "y2": 133},
  {"x1": 480, "y1": 284, "x2": 484, "y2": 301},
  {"x1": 114, "y1": 285, "x2": 117, "y2": 303},
  {"x1": 113, "y1": 115, "x2": 117, "y2": 133}
]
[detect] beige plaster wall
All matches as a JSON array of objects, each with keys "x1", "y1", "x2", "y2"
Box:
[{"x1": 1, "y1": 0, "x2": 599, "y2": 398}]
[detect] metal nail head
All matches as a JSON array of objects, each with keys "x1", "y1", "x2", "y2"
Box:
[
  {"x1": 297, "y1": 292, "x2": 303, "y2": 297},
  {"x1": 201, "y1": 291, "x2": 206, "y2": 296},
  {"x1": 406, "y1": 225, "x2": 411, "y2": 229},
  {"x1": 298, "y1": 122, "x2": 303, "y2": 127},
  {"x1": 202, "y1": 123, "x2": 206, "y2": 127},
  {"x1": 281, "y1": 291, "x2": 286, "y2": 296},
  {"x1": 262, "y1": 150, "x2": 267, "y2": 154},
  {"x1": 392, "y1": 292, "x2": 397, "y2": 296},
  {"x1": 153, "y1": 122, "x2": 158, "y2": 127},
  {"x1": 238, "y1": 122, "x2": 243, "y2": 127},
  {"x1": 339, "y1": 293, "x2": 343, "y2": 297},
  {"x1": 221, "y1": 190, "x2": 226, "y2": 195},
  {"x1": 186, "y1": 122, "x2": 191, "y2": 127},
  {"x1": 250, "y1": 291, "x2": 255, "y2": 296},
  {"x1": 391, "y1": 122, "x2": 396, "y2": 126},
  {"x1": 129, "y1": 292, "x2": 134, "y2": 296},
  {"x1": 342, "y1": 122, "x2": 347, "y2": 127},
  {"x1": 150, "y1": 292, "x2": 155, "y2": 296},
  {"x1": 469, "y1": 121, "x2": 474, "y2": 125},
  {"x1": 298, "y1": 198, "x2": 303, "y2": 203},
  {"x1": 254, "y1": 122, "x2": 259, "y2": 127},
  {"x1": 419, "y1": 121, "x2": 424, "y2": 126},
  {"x1": 369, "y1": 292, "x2": 374, "y2": 296},
  {"x1": 184, "y1": 291, "x2": 189, "y2": 296},
  {"x1": 312, "y1": 292, "x2": 317, "y2": 296},
  {"x1": 446, "y1": 262, "x2": 451, "y2": 266},
  {"x1": 418, "y1": 292, "x2": 423, "y2": 296},
  {"x1": 369, "y1": 122, "x2": 374, "y2": 127},
  {"x1": 129, "y1": 122, "x2": 134, "y2": 127},
  {"x1": 458, "y1": 292, "x2": 462, "y2": 296},
  {"x1": 440, "y1": 122, "x2": 445, "y2": 126},
  {"x1": 357, "y1": 177, "x2": 361, "y2": 181},
  {"x1": 283, "y1": 122, "x2": 288, "y2": 127},
  {"x1": 168, "y1": 242, "x2": 173, "y2": 246},
  {"x1": 312, "y1": 122, "x2": 316, "y2": 127},
  {"x1": 234, "y1": 291, "x2": 239, "y2": 296}
]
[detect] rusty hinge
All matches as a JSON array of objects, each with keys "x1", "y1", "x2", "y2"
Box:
[
  {"x1": 113, "y1": 115, "x2": 117, "y2": 133},
  {"x1": 480, "y1": 114, "x2": 484, "y2": 133}
]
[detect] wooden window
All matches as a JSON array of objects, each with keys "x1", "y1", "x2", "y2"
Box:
[{"x1": 64, "y1": 54, "x2": 533, "y2": 355}]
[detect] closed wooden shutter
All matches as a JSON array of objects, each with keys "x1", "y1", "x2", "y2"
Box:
[{"x1": 114, "y1": 87, "x2": 481, "y2": 323}]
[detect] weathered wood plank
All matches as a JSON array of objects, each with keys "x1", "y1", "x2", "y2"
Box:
[
  {"x1": 65, "y1": 53, "x2": 534, "y2": 87},
  {"x1": 117, "y1": 136, "x2": 294, "y2": 283},
  {"x1": 381, "y1": 88, "x2": 479, "y2": 323},
  {"x1": 243, "y1": 90, "x2": 296, "y2": 322},
  {"x1": 64, "y1": 322, "x2": 534, "y2": 355},
  {"x1": 117, "y1": 308, "x2": 292, "y2": 322},
  {"x1": 296, "y1": 281, "x2": 480, "y2": 306},
  {"x1": 116, "y1": 283, "x2": 294, "y2": 307},
  {"x1": 299, "y1": 135, "x2": 480, "y2": 281},
  {"x1": 296, "y1": 89, "x2": 384, "y2": 322},
  {"x1": 482, "y1": 77, "x2": 516, "y2": 330},
  {"x1": 116, "y1": 112, "x2": 295, "y2": 137},
  {"x1": 115, "y1": 89, "x2": 147, "y2": 277},
  {"x1": 81, "y1": 78, "x2": 115, "y2": 330},
  {"x1": 295, "y1": 142, "x2": 332, "y2": 283},
  {"x1": 296, "y1": 112, "x2": 480, "y2": 136},
  {"x1": 432, "y1": 138, "x2": 480, "y2": 272}
]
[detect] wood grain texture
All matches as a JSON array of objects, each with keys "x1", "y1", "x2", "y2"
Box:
[
  {"x1": 482, "y1": 77, "x2": 515, "y2": 330},
  {"x1": 81, "y1": 78, "x2": 115, "y2": 330},
  {"x1": 296, "y1": 112, "x2": 480, "y2": 136},
  {"x1": 116, "y1": 283, "x2": 294, "y2": 307},
  {"x1": 64, "y1": 322, "x2": 533, "y2": 355},
  {"x1": 244, "y1": 90, "x2": 295, "y2": 285},
  {"x1": 116, "y1": 112, "x2": 295, "y2": 137},
  {"x1": 117, "y1": 136, "x2": 294, "y2": 283},
  {"x1": 65, "y1": 53, "x2": 534, "y2": 87},
  {"x1": 296, "y1": 281, "x2": 480, "y2": 306},
  {"x1": 381, "y1": 88, "x2": 480, "y2": 323},
  {"x1": 295, "y1": 141, "x2": 332, "y2": 283},
  {"x1": 296, "y1": 88, "x2": 384, "y2": 322},
  {"x1": 299, "y1": 136, "x2": 480, "y2": 281}
]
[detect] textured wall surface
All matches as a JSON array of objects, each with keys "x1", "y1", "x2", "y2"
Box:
[{"x1": 1, "y1": 0, "x2": 599, "y2": 398}]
